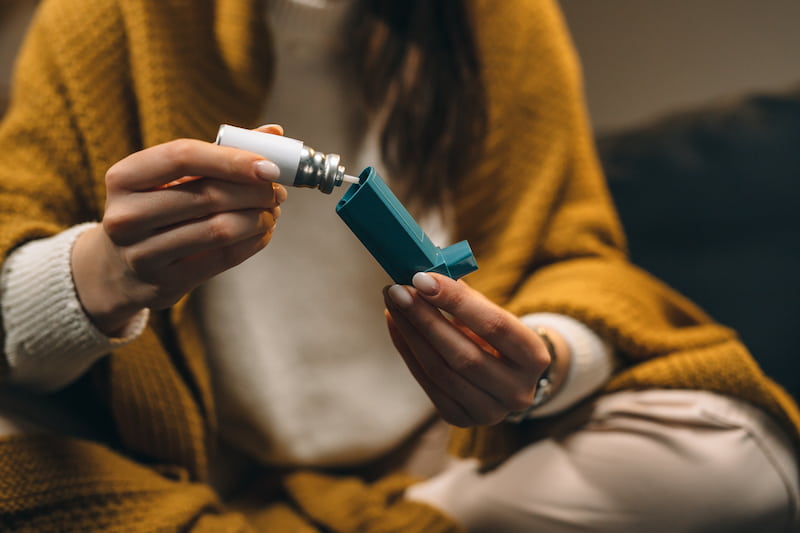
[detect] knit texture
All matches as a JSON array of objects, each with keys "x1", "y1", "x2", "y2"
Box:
[
  {"x1": 0, "y1": 0, "x2": 796, "y2": 530},
  {"x1": 1, "y1": 222, "x2": 149, "y2": 392}
]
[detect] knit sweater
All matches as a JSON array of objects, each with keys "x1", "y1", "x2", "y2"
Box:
[
  {"x1": 0, "y1": 0, "x2": 613, "y2": 467},
  {"x1": 0, "y1": 0, "x2": 797, "y2": 531}
]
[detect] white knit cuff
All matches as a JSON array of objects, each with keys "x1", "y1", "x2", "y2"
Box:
[
  {"x1": 1, "y1": 223, "x2": 149, "y2": 392},
  {"x1": 517, "y1": 312, "x2": 615, "y2": 418}
]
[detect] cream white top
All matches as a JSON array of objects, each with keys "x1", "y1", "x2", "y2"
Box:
[{"x1": 193, "y1": 0, "x2": 437, "y2": 467}]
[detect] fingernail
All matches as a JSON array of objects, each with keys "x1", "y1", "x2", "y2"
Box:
[
  {"x1": 388, "y1": 284, "x2": 413, "y2": 308},
  {"x1": 412, "y1": 272, "x2": 438, "y2": 295},
  {"x1": 256, "y1": 123, "x2": 284, "y2": 135},
  {"x1": 274, "y1": 184, "x2": 288, "y2": 203},
  {"x1": 254, "y1": 160, "x2": 280, "y2": 181}
]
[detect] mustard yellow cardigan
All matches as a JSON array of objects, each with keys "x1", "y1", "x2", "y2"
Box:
[{"x1": 0, "y1": 0, "x2": 796, "y2": 531}]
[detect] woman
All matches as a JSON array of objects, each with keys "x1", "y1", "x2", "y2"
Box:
[{"x1": 0, "y1": 0, "x2": 797, "y2": 531}]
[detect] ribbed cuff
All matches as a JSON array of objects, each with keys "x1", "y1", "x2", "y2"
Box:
[
  {"x1": 517, "y1": 312, "x2": 616, "y2": 418},
  {"x1": 1, "y1": 223, "x2": 149, "y2": 392}
]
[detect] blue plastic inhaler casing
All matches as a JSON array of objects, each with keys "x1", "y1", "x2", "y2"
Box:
[{"x1": 336, "y1": 167, "x2": 478, "y2": 285}]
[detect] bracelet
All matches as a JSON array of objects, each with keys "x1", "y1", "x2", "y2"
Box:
[{"x1": 505, "y1": 327, "x2": 558, "y2": 423}]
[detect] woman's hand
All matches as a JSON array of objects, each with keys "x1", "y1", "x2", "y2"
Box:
[
  {"x1": 72, "y1": 125, "x2": 287, "y2": 336},
  {"x1": 384, "y1": 272, "x2": 560, "y2": 427}
]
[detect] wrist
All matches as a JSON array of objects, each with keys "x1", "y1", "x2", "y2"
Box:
[
  {"x1": 508, "y1": 313, "x2": 616, "y2": 421},
  {"x1": 1, "y1": 223, "x2": 149, "y2": 391},
  {"x1": 71, "y1": 224, "x2": 144, "y2": 336},
  {"x1": 506, "y1": 326, "x2": 570, "y2": 423},
  {"x1": 537, "y1": 326, "x2": 570, "y2": 394}
]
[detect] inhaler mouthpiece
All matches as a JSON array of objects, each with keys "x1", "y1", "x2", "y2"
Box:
[
  {"x1": 215, "y1": 124, "x2": 356, "y2": 193},
  {"x1": 336, "y1": 167, "x2": 478, "y2": 284}
]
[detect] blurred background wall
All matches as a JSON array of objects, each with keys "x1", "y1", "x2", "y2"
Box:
[
  {"x1": 558, "y1": 0, "x2": 800, "y2": 133},
  {"x1": 2, "y1": 1, "x2": 799, "y2": 133}
]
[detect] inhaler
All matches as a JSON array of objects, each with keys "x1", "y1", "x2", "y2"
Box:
[
  {"x1": 215, "y1": 124, "x2": 359, "y2": 194},
  {"x1": 215, "y1": 124, "x2": 479, "y2": 284}
]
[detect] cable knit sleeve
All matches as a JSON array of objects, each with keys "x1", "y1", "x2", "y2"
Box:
[
  {"x1": 458, "y1": 0, "x2": 729, "y2": 350},
  {"x1": 1, "y1": 223, "x2": 148, "y2": 392},
  {"x1": 0, "y1": 0, "x2": 142, "y2": 386},
  {"x1": 448, "y1": 0, "x2": 800, "y2": 462}
]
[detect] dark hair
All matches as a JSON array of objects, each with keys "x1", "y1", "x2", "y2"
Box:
[{"x1": 347, "y1": 0, "x2": 487, "y2": 207}]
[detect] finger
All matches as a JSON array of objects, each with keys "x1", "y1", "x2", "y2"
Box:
[
  {"x1": 166, "y1": 231, "x2": 273, "y2": 288},
  {"x1": 120, "y1": 208, "x2": 277, "y2": 278},
  {"x1": 385, "y1": 304, "x2": 508, "y2": 426},
  {"x1": 162, "y1": 208, "x2": 277, "y2": 265},
  {"x1": 386, "y1": 285, "x2": 533, "y2": 414},
  {"x1": 412, "y1": 272, "x2": 550, "y2": 372},
  {"x1": 139, "y1": 231, "x2": 273, "y2": 310},
  {"x1": 384, "y1": 287, "x2": 510, "y2": 425},
  {"x1": 106, "y1": 138, "x2": 278, "y2": 192},
  {"x1": 105, "y1": 178, "x2": 283, "y2": 244},
  {"x1": 385, "y1": 310, "x2": 475, "y2": 427}
]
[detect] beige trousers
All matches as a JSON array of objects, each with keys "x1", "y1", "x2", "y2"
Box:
[
  {"x1": 406, "y1": 390, "x2": 800, "y2": 533},
  {"x1": 0, "y1": 388, "x2": 797, "y2": 531}
]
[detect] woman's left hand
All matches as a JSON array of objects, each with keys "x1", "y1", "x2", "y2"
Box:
[{"x1": 383, "y1": 272, "x2": 552, "y2": 427}]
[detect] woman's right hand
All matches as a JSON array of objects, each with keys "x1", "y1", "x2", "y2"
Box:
[{"x1": 71, "y1": 126, "x2": 287, "y2": 336}]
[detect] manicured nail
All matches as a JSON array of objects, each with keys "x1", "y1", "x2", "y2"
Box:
[
  {"x1": 412, "y1": 272, "x2": 439, "y2": 295},
  {"x1": 254, "y1": 160, "x2": 280, "y2": 181},
  {"x1": 388, "y1": 284, "x2": 413, "y2": 308},
  {"x1": 256, "y1": 123, "x2": 284, "y2": 135},
  {"x1": 274, "y1": 184, "x2": 288, "y2": 203}
]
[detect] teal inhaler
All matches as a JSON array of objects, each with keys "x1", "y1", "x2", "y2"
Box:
[
  {"x1": 214, "y1": 124, "x2": 478, "y2": 284},
  {"x1": 336, "y1": 167, "x2": 478, "y2": 285}
]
